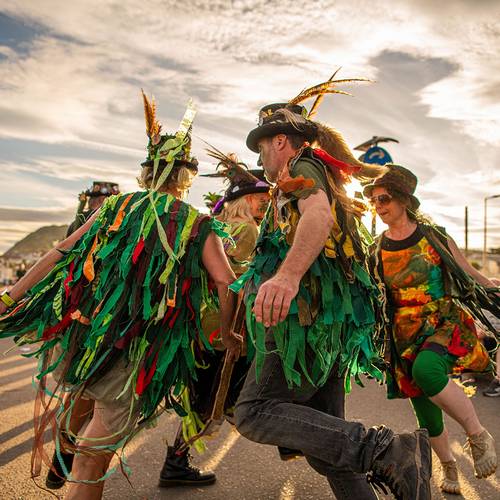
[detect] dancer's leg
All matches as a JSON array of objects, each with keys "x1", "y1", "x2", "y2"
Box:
[
  {"x1": 46, "y1": 396, "x2": 95, "y2": 489},
  {"x1": 158, "y1": 421, "x2": 216, "y2": 487},
  {"x1": 410, "y1": 394, "x2": 460, "y2": 493},
  {"x1": 412, "y1": 350, "x2": 483, "y2": 436},
  {"x1": 235, "y1": 345, "x2": 393, "y2": 473},
  {"x1": 65, "y1": 396, "x2": 94, "y2": 436},
  {"x1": 66, "y1": 358, "x2": 142, "y2": 499},
  {"x1": 410, "y1": 395, "x2": 453, "y2": 461},
  {"x1": 235, "y1": 329, "x2": 432, "y2": 500},
  {"x1": 429, "y1": 428, "x2": 454, "y2": 463},
  {"x1": 235, "y1": 342, "x2": 432, "y2": 500},
  {"x1": 412, "y1": 349, "x2": 496, "y2": 478},
  {"x1": 65, "y1": 406, "x2": 115, "y2": 500},
  {"x1": 304, "y1": 370, "x2": 378, "y2": 499},
  {"x1": 431, "y1": 381, "x2": 483, "y2": 435}
]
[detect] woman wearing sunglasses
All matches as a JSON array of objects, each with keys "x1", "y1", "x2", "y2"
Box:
[{"x1": 364, "y1": 165, "x2": 499, "y2": 495}]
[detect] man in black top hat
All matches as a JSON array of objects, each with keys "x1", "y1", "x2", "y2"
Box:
[{"x1": 232, "y1": 96, "x2": 432, "y2": 500}]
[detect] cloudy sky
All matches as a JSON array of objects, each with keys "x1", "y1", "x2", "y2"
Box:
[{"x1": 0, "y1": 0, "x2": 499, "y2": 253}]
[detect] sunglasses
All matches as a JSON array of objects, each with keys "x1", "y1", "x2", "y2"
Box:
[{"x1": 369, "y1": 194, "x2": 393, "y2": 206}]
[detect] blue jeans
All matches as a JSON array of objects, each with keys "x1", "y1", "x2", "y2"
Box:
[{"x1": 234, "y1": 334, "x2": 393, "y2": 499}]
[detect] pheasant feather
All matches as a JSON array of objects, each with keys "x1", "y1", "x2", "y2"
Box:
[
  {"x1": 308, "y1": 68, "x2": 341, "y2": 118},
  {"x1": 205, "y1": 145, "x2": 261, "y2": 185},
  {"x1": 289, "y1": 77, "x2": 371, "y2": 107},
  {"x1": 141, "y1": 89, "x2": 161, "y2": 138}
]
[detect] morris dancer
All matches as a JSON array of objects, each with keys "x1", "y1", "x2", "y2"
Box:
[
  {"x1": 365, "y1": 165, "x2": 499, "y2": 494},
  {"x1": 0, "y1": 92, "x2": 241, "y2": 500},
  {"x1": 66, "y1": 182, "x2": 120, "y2": 236},
  {"x1": 232, "y1": 78, "x2": 432, "y2": 500},
  {"x1": 158, "y1": 150, "x2": 271, "y2": 487}
]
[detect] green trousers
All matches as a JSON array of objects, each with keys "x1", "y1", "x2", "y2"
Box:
[{"x1": 409, "y1": 349, "x2": 455, "y2": 437}]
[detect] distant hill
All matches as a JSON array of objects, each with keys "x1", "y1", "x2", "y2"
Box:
[{"x1": 3, "y1": 225, "x2": 68, "y2": 258}]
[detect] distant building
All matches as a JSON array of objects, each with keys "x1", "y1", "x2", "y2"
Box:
[
  {"x1": 466, "y1": 251, "x2": 500, "y2": 278},
  {"x1": 0, "y1": 258, "x2": 16, "y2": 285}
]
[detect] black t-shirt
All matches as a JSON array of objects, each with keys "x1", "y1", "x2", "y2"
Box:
[{"x1": 381, "y1": 226, "x2": 423, "y2": 252}]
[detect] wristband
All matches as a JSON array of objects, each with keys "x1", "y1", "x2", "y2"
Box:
[{"x1": 0, "y1": 291, "x2": 16, "y2": 308}]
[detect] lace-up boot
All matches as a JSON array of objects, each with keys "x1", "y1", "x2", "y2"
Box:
[{"x1": 159, "y1": 446, "x2": 216, "y2": 487}]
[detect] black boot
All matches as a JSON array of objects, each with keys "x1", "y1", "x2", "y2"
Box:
[
  {"x1": 45, "y1": 448, "x2": 75, "y2": 489},
  {"x1": 368, "y1": 429, "x2": 432, "y2": 500},
  {"x1": 159, "y1": 446, "x2": 216, "y2": 487},
  {"x1": 278, "y1": 446, "x2": 304, "y2": 461}
]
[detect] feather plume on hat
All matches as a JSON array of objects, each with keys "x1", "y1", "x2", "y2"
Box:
[
  {"x1": 205, "y1": 145, "x2": 263, "y2": 186},
  {"x1": 289, "y1": 68, "x2": 370, "y2": 112},
  {"x1": 202, "y1": 143, "x2": 270, "y2": 214},
  {"x1": 141, "y1": 89, "x2": 162, "y2": 143},
  {"x1": 290, "y1": 71, "x2": 388, "y2": 182}
]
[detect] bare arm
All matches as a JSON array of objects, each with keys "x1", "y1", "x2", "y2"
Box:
[
  {"x1": 447, "y1": 236, "x2": 497, "y2": 288},
  {"x1": 2, "y1": 211, "x2": 100, "y2": 309},
  {"x1": 253, "y1": 190, "x2": 334, "y2": 327},
  {"x1": 201, "y1": 231, "x2": 241, "y2": 360},
  {"x1": 279, "y1": 190, "x2": 333, "y2": 281}
]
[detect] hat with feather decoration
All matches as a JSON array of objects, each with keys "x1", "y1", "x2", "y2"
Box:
[
  {"x1": 246, "y1": 70, "x2": 389, "y2": 183},
  {"x1": 202, "y1": 145, "x2": 270, "y2": 215},
  {"x1": 141, "y1": 90, "x2": 199, "y2": 173},
  {"x1": 246, "y1": 69, "x2": 370, "y2": 153}
]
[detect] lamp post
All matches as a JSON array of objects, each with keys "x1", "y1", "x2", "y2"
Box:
[
  {"x1": 483, "y1": 194, "x2": 500, "y2": 270},
  {"x1": 464, "y1": 206, "x2": 468, "y2": 257}
]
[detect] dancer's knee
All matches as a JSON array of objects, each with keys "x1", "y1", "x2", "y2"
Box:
[
  {"x1": 412, "y1": 350, "x2": 449, "y2": 397},
  {"x1": 411, "y1": 396, "x2": 444, "y2": 437},
  {"x1": 234, "y1": 397, "x2": 279, "y2": 443},
  {"x1": 234, "y1": 399, "x2": 259, "y2": 438}
]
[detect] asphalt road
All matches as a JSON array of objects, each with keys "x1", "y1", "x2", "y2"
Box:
[{"x1": 0, "y1": 337, "x2": 498, "y2": 500}]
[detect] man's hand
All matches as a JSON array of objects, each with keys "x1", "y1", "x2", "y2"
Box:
[
  {"x1": 222, "y1": 331, "x2": 243, "y2": 361},
  {"x1": 253, "y1": 273, "x2": 300, "y2": 327}
]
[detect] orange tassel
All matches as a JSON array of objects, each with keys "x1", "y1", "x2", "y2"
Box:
[
  {"x1": 107, "y1": 194, "x2": 134, "y2": 234},
  {"x1": 70, "y1": 310, "x2": 91, "y2": 325},
  {"x1": 83, "y1": 234, "x2": 99, "y2": 282}
]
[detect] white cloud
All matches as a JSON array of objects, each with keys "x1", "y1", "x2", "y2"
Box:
[{"x1": 0, "y1": 0, "x2": 499, "y2": 251}]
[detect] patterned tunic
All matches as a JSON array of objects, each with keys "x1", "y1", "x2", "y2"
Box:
[{"x1": 381, "y1": 227, "x2": 490, "y2": 398}]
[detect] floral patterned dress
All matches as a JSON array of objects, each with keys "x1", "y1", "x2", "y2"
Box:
[{"x1": 380, "y1": 227, "x2": 490, "y2": 399}]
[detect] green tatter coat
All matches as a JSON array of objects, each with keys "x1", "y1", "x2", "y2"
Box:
[
  {"x1": 0, "y1": 191, "x2": 229, "y2": 437},
  {"x1": 231, "y1": 148, "x2": 383, "y2": 391}
]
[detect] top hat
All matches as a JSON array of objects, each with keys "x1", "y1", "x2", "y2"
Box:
[
  {"x1": 141, "y1": 133, "x2": 199, "y2": 172},
  {"x1": 363, "y1": 164, "x2": 420, "y2": 209},
  {"x1": 246, "y1": 103, "x2": 318, "y2": 153},
  {"x1": 85, "y1": 181, "x2": 120, "y2": 197},
  {"x1": 202, "y1": 148, "x2": 270, "y2": 215}
]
